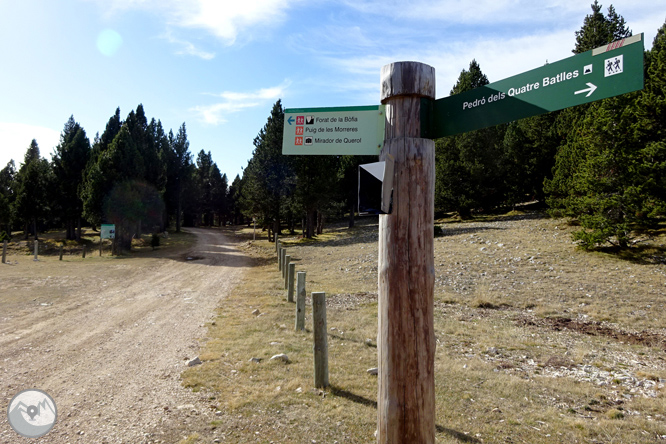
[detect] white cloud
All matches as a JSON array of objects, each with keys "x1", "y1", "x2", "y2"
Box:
[
  {"x1": 97, "y1": 0, "x2": 297, "y2": 45},
  {"x1": 191, "y1": 81, "x2": 291, "y2": 125},
  {"x1": 162, "y1": 30, "x2": 215, "y2": 60},
  {"x1": 339, "y1": 0, "x2": 578, "y2": 24},
  {"x1": 0, "y1": 123, "x2": 60, "y2": 168}
]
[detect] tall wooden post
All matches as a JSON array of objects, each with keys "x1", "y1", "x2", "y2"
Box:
[
  {"x1": 377, "y1": 62, "x2": 436, "y2": 443},
  {"x1": 2, "y1": 239, "x2": 7, "y2": 264},
  {"x1": 34, "y1": 240, "x2": 38, "y2": 261}
]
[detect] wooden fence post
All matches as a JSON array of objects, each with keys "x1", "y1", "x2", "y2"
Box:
[
  {"x1": 312, "y1": 291, "x2": 329, "y2": 388},
  {"x1": 2, "y1": 239, "x2": 7, "y2": 264},
  {"x1": 377, "y1": 61, "x2": 436, "y2": 443},
  {"x1": 295, "y1": 272, "x2": 306, "y2": 330},
  {"x1": 287, "y1": 262, "x2": 296, "y2": 302},
  {"x1": 280, "y1": 248, "x2": 286, "y2": 272},
  {"x1": 59, "y1": 245, "x2": 63, "y2": 261},
  {"x1": 100, "y1": 240, "x2": 103, "y2": 256},
  {"x1": 82, "y1": 245, "x2": 86, "y2": 259},
  {"x1": 283, "y1": 255, "x2": 291, "y2": 289},
  {"x1": 33, "y1": 240, "x2": 38, "y2": 261}
]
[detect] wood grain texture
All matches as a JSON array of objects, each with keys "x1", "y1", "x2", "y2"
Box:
[
  {"x1": 378, "y1": 61, "x2": 436, "y2": 444},
  {"x1": 287, "y1": 262, "x2": 295, "y2": 302},
  {"x1": 295, "y1": 272, "x2": 306, "y2": 331},
  {"x1": 312, "y1": 292, "x2": 329, "y2": 388}
]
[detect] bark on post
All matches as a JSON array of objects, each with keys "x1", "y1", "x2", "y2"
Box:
[
  {"x1": 295, "y1": 271, "x2": 306, "y2": 330},
  {"x1": 312, "y1": 291, "x2": 329, "y2": 388},
  {"x1": 377, "y1": 61, "x2": 436, "y2": 444}
]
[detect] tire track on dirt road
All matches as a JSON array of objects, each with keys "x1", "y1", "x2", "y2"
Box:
[{"x1": 0, "y1": 228, "x2": 248, "y2": 443}]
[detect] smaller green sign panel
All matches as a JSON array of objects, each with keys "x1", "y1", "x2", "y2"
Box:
[
  {"x1": 428, "y1": 34, "x2": 644, "y2": 138},
  {"x1": 282, "y1": 105, "x2": 385, "y2": 155},
  {"x1": 100, "y1": 224, "x2": 115, "y2": 239}
]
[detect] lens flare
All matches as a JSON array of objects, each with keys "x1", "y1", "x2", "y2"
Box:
[{"x1": 97, "y1": 29, "x2": 123, "y2": 57}]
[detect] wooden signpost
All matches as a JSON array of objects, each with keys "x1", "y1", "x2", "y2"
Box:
[
  {"x1": 378, "y1": 62, "x2": 436, "y2": 443},
  {"x1": 281, "y1": 34, "x2": 644, "y2": 443}
]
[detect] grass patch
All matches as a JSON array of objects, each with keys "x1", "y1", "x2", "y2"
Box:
[
  {"x1": 178, "y1": 217, "x2": 666, "y2": 442},
  {"x1": 180, "y1": 242, "x2": 379, "y2": 443}
]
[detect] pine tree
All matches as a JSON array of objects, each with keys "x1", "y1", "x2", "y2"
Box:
[
  {"x1": 193, "y1": 150, "x2": 215, "y2": 226},
  {"x1": 292, "y1": 154, "x2": 339, "y2": 238},
  {"x1": 228, "y1": 174, "x2": 244, "y2": 225},
  {"x1": 501, "y1": 112, "x2": 560, "y2": 206},
  {"x1": 13, "y1": 140, "x2": 53, "y2": 239},
  {"x1": 82, "y1": 108, "x2": 124, "y2": 227},
  {"x1": 164, "y1": 123, "x2": 193, "y2": 232},
  {"x1": 573, "y1": 1, "x2": 631, "y2": 54},
  {"x1": 52, "y1": 116, "x2": 91, "y2": 240},
  {"x1": 210, "y1": 167, "x2": 228, "y2": 226},
  {"x1": 0, "y1": 160, "x2": 17, "y2": 236},
  {"x1": 242, "y1": 100, "x2": 292, "y2": 240},
  {"x1": 548, "y1": 20, "x2": 666, "y2": 249},
  {"x1": 546, "y1": 2, "x2": 633, "y2": 225},
  {"x1": 435, "y1": 60, "x2": 506, "y2": 218}
]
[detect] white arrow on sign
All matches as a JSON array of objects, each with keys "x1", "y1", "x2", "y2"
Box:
[{"x1": 574, "y1": 82, "x2": 598, "y2": 98}]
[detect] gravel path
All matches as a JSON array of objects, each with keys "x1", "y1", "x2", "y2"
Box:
[{"x1": 0, "y1": 228, "x2": 248, "y2": 444}]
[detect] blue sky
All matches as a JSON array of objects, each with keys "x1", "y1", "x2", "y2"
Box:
[{"x1": 1, "y1": 0, "x2": 664, "y2": 180}]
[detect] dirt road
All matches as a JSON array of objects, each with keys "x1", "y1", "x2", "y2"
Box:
[{"x1": 0, "y1": 228, "x2": 248, "y2": 443}]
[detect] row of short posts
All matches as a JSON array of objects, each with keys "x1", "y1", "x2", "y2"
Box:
[
  {"x1": 2, "y1": 238, "x2": 115, "y2": 264},
  {"x1": 276, "y1": 236, "x2": 328, "y2": 388},
  {"x1": 0, "y1": 240, "x2": 90, "y2": 263}
]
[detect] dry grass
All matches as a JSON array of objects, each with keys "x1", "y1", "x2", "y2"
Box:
[
  {"x1": 3, "y1": 227, "x2": 196, "y2": 258},
  {"x1": 178, "y1": 215, "x2": 666, "y2": 443}
]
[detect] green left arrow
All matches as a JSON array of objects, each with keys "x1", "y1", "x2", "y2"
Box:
[{"x1": 425, "y1": 34, "x2": 645, "y2": 138}]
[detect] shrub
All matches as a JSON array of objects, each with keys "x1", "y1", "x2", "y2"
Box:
[{"x1": 150, "y1": 233, "x2": 160, "y2": 250}]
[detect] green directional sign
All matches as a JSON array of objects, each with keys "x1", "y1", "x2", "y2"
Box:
[
  {"x1": 426, "y1": 34, "x2": 644, "y2": 138},
  {"x1": 282, "y1": 105, "x2": 385, "y2": 155}
]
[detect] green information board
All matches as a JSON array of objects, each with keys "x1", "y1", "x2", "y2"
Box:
[
  {"x1": 100, "y1": 224, "x2": 115, "y2": 239},
  {"x1": 282, "y1": 105, "x2": 385, "y2": 155},
  {"x1": 427, "y1": 34, "x2": 644, "y2": 138}
]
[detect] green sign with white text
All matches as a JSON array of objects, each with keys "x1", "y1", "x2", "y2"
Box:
[
  {"x1": 282, "y1": 105, "x2": 385, "y2": 155},
  {"x1": 427, "y1": 34, "x2": 645, "y2": 138}
]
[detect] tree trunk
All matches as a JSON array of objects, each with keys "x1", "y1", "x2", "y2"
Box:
[
  {"x1": 348, "y1": 202, "x2": 355, "y2": 228},
  {"x1": 76, "y1": 217, "x2": 82, "y2": 242},
  {"x1": 176, "y1": 193, "x2": 182, "y2": 233},
  {"x1": 458, "y1": 207, "x2": 472, "y2": 220},
  {"x1": 306, "y1": 209, "x2": 316, "y2": 239},
  {"x1": 32, "y1": 219, "x2": 38, "y2": 240},
  {"x1": 316, "y1": 212, "x2": 325, "y2": 235}
]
